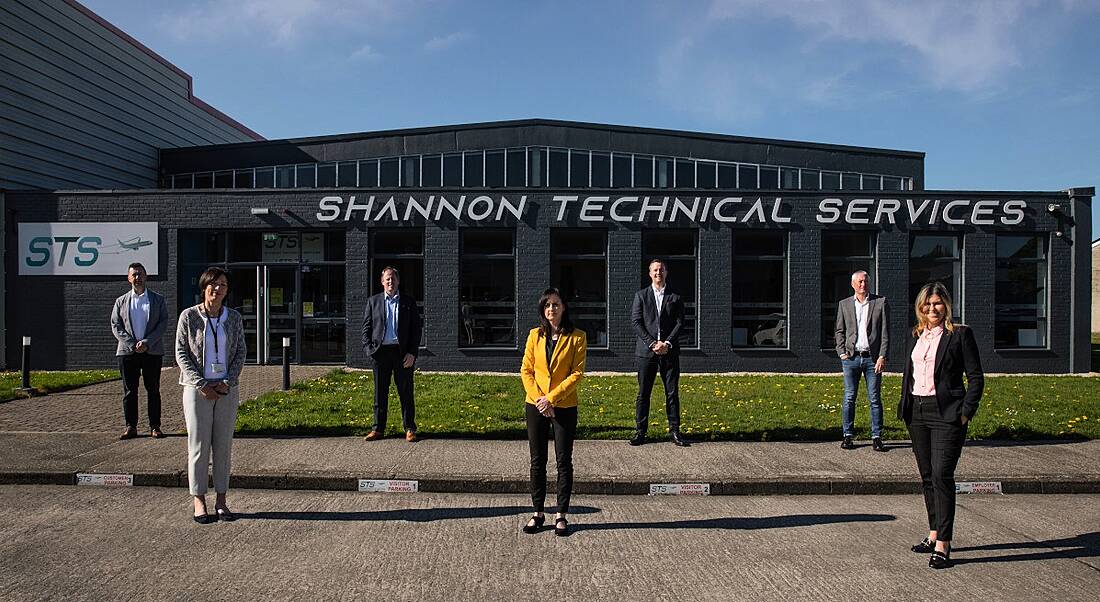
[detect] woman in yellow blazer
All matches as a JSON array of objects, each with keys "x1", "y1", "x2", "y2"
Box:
[{"x1": 520, "y1": 287, "x2": 587, "y2": 536}]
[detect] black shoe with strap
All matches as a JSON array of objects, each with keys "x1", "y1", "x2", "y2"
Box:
[
  {"x1": 911, "y1": 537, "x2": 936, "y2": 553},
  {"x1": 929, "y1": 547, "x2": 952, "y2": 569},
  {"x1": 522, "y1": 515, "x2": 544, "y2": 534},
  {"x1": 554, "y1": 516, "x2": 569, "y2": 537}
]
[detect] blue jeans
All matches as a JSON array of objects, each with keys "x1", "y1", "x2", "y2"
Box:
[{"x1": 841, "y1": 355, "x2": 883, "y2": 438}]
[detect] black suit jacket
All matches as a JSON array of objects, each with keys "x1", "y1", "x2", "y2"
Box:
[
  {"x1": 897, "y1": 324, "x2": 984, "y2": 423},
  {"x1": 631, "y1": 286, "x2": 684, "y2": 358},
  {"x1": 362, "y1": 292, "x2": 423, "y2": 360}
]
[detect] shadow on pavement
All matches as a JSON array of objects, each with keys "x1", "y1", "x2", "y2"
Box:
[
  {"x1": 571, "y1": 513, "x2": 895, "y2": 532},
  {"x1": 237, "y1": 505, "x2": 602, "y2": 522},
  {"x1": 952, "y1": 531, "x2": 1100, "y2": 564}
]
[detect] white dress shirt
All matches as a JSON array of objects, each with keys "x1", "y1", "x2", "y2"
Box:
[
  {"x1": 652, "y1": 285, "x2": 666, "y2": 340},
  {"x1": 129, "y1": 290, "x2": 150, "y2": 341},
  {"x1": 854, "y1": 296, "x2": 870, "y2": 352}
]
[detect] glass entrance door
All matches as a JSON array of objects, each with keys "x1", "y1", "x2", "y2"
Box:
[
  {"x1": 227, "y1": 267, "x2": 261, "y2": 363},
  {"x1": 263, "y1": 265, "x2": 298, "y2": 364}
]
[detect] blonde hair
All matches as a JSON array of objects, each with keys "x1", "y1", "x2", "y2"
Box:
[{"x1": 912, "y1": 281, "x2": 955, "y2": 336}]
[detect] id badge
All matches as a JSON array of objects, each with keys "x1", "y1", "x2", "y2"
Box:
[{"x1": 210, "y1": 362, "x2": 226, "y2": 374}]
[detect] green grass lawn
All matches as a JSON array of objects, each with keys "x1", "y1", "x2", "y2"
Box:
[
  {"x1": 237, "y1": 370, "x2": 1099, "y2": 441},
  {"x1": 1, "y1": 370, "x2": 119, "y2": 402}
]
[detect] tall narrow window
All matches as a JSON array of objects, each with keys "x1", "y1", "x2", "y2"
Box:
[
  {"x1": 717, "y1": 163, "x2": 736, "y2": 189},
  {"x1": 738, "y1": 164, "x2": 758, "y2": 189},
  {"x1": 634, "y1": 155, "x2": 654, "y2": 188},
  {"x1": 401, "y1": 156, "x2": 420, "y2": 187},
  {"x1": 570, "y1": 150, "x2": 589, "y2": 187},
  {"x1": 995, "y1": 234, "x2": 1048, "y2": 348},
  {"x1": 443, "y1": 153, "x2": 462, "y2": 187},
  {"x1": 697, "y1": 161, "x2": 717, "y2": 189},
  {"x1": 371, "y1": 229, "x2": 425, "y2": 346},
  {"x1": 655, "y1": 157, "x2": 672, "y2": 188},
  {"x1": 295, "y1": 164, "x2": 316, "y2": 188},
  {"x1": 316, "y1": 162, "x2": 336, "y2": 187},
  {"x1": 379, "y1": 158, "x2": 399, "y2": 187},
  {"x1": 641, "y1": 230, "x2": 698, "y2": 348},
  {"x1": 506, "y1": 149, "x2": 526, "y2": 186},
  {"x1": 527, "y1": 148, "x2": 545, "y2": 187},
  {"x1": 463, "y1": 152, "x2": 483, "y2": 187},
  {"x1": 910, "y1": 235, "x2": 963, "y2": 325},
  {"x1": 337, "y1": 161, "x2": 358, "y2": 187},
  {"x1": 591, "y1": 152, "x2": 610, "y2": 188},
  {"x1": 732, "y1": 231, "x2": 787, "y2": 347},
  {"x1": 612, "y1": 153, "x2": 632, "y2": 188},
  {"x1": 552, "y1": 230, "x2": 608, "y2": 348},
  {"x1": 234, "y1": 169, "x2": 254, "y2": 189},
  {"x1": 459, "y1": 229, "x2": 516, "y2": 347},
  {"x1": 422, "y1": 155, "x2": 442, "y2": 187},
  {"x1": 759, "y1": 166, "x2": 778, "y2": 189},
  {"x1": 674, "y1": 159, "x2": 694, "y2": 188},
  {"x1": 360, "y1": 160, "x2": 378, "y2": 187},
  {"x1": 485, "y1": 150, "x2": 505, "y2": 187},
  {"x1": 821, "y1": 231, "x2": 876, "y2": 347}
]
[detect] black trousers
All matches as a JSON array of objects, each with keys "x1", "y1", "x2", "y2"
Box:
[
  {"x1": 371, "y1": 345, "x2": 416, "y2": 433},
  {"x1": 526, "y1": 403, "x2": 577, "y2": 513},
  {"x1": 634, "y1": 354, "x2": 681, "y2": 435},
  {"x1": 118, "y1": 353, "x2": 162, "y2": 429},
  {"x1": 907, "y1": 396, "x2": 968, "y2": 542}
]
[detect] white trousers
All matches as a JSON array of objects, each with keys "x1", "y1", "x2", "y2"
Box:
[{"x1": 182, "y1": 386, "x2": 239, "y2": 496}]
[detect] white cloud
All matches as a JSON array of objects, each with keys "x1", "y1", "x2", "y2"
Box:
[
  {"x1": 424, "y1": 31, "x2": 472, "y2": 51},
  {"x1": 349, "y1": 44, "x2": 382, "y2": 62}
]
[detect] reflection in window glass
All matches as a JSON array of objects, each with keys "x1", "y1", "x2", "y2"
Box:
[
  {"x1": 527, "y1": 148, "x2": 545, "y2": 187},
  {"x1": 591, "y1": 152, "x2": 610, "y2": 188},
  {"x1": 464, "y1": 152, "x2": 483, "y2": 187},
  {"x1": 732, "y1": 231, "x2": 787, "y2": 347},
  {"x1": 552, "y1": 229, "x2": 608, "y2": 347},
  {"x1": 641, "y1": 230, "x2": 698, "y2": 347},
  {"x1": 485, "y1": 150, "x2": 505, "y2": 187},
  {"x1": 612, "y1": 154, "x2": 632, "y2": 188},
  {"x1": 317, "y1": 163, "x2": 336, "y2": 187},
  {"x1": 910, "y1": 234, "x2": 963, "y2": 325},
  {"x1": 634, "y1": 155, "x2": 654, "y2": 188},
  {"x1": 460, "y1": 229, "x2": 516, "y2": 347},
  {"x1": 337, "y1": 162, "x2": 358, "y2": 187},
  {"x1": 402, "y1": 156, "x2": 420, "y2": 187},
  {"x1": 181, "y1": 231, "x2": 226, "y2": 264},
  {"x1": 779, "y1": 167, "x2": 798, "y2": 190},
  {"x1": 995, "y1": 234, "x2": 1047, "y2": 348},
  {"x1": 506, "y1": 149, "x2": 526, "y2": 187},
  {"x1": 697, "y1": 161, "x2": 717, "y2": 189},
  {"x1": 821, "y1": 231, "x2": 875, "y2": 347},
  {"x1": 422, "y1": 155, "x2": 442, "y2": 187},
  {"x1": 234, "y1": 169, "x2": 254, "y2": 189},
  {"x1": 296, "y1": 164, "x2": 316, "y2": 188},
  {"x1": 379, "y1": 158, "x2": 399, "y2": 187},
  {"x1": 570, "y1": 150, "x2": 589, "y2": 187},
  {"x1": 656, "y1": 157, "x2": 672, "y2": 188},
  {"x1": 548, "y1": 149, "x2": 568, "y2": 187}
]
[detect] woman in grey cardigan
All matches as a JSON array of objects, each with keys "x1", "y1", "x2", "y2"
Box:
[{"x1": 176, "y1": 266, "x2": 246, "y2": 524}]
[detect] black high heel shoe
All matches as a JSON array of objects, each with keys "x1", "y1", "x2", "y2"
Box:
[
  {"x1": 929, "y1": 547, "x2": 952, "y2": 569},
  {"x1": 522, "y1": 515, "x2": 545, "y2": 534},
  {"x1": 911, "y1": 537, "x2": 936, "y2": 553},
  {"x1": 554, "y1": 516, "x2": 569, "y2": 537}
]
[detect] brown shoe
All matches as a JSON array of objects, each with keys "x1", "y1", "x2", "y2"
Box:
[
  {"x1": 150, "y1": 428, "x2": 165, "y2": 439},
  {"x1": 405, "y1": 430, "x2": 417, "y2": 442},
  {"x1": 364, "y1": 430, "x2": 383, "y2": 441},
  {"x1": 119, "y1": 427, "x2": 138, "y2": 440}
]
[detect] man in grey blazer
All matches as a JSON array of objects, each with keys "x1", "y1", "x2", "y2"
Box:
[
  {"x1": 110, "y1": 262, "x2": 169, "y2": 440},
  {"x1": 834, "y1": 270, "x2": 889, "y2": 451}
]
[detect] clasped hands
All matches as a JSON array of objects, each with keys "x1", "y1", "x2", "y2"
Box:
[
  {"x1": 200, "y1": 381, "x2": 231, "y2": 400},
  {"x1": 135, "y1": 340, "x2": 148, "y2": 353},
  {"x1": 650, "y1": 340, "x2": 671, "y2": 356},
  {"x1": 534, "y1": 396, "x2": 555, "y2": 418}
]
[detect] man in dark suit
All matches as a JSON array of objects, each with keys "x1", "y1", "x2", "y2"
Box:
[
  {"x1": 630, "y1": 258, "x2": 689, "y2": 447},
  {"x1": 834, "y1": 270, "x2": 890, "y2": 451},
  {"x1": 362, "y1": 266, "x2": 423, "y2": 442},
  {"x1": 109, "y1": 262, "x2": 169, "y2": 440}
]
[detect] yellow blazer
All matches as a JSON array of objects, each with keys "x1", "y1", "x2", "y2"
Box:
[{"x1": 520, "y1": 327, "x2": 587, "y2": 408}]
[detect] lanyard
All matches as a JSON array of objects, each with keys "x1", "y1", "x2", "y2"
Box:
[{"x1": 209, "y1": 311, "x2": 222, "y2": 355}]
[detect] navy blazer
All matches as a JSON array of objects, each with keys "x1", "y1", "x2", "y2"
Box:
[
  {"x1": 361, "y1": 292, "x2": 422, "y2": 359},
  {"x1": 897, "y1": 324, "x2": 984, "y2": 423},
  {"x1": 631, "y1": 286, "x2": 684, "y2": 358}
]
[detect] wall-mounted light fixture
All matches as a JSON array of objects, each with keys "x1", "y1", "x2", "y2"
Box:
[{"x1": 250, "y1": 207, "x2": 270, "y2": 215}]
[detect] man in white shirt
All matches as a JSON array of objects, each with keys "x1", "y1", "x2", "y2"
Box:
[
  {"x1": 110, "y1": 263, "x2": 169, "y2": 440},
  {"x1": 834, "y1": 270, "x2": 890, "y2": 451},
  {"x1": 630, "y1": 258, "x2": 689, "y2": 447}
]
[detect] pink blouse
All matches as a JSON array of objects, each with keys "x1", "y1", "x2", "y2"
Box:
[{"x1": 911, "y1": 326, "x2": 944, "y2": 396}]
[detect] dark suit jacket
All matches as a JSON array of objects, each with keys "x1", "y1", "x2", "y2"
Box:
[
  {"x1": 897, "y1": 324, "x2": 984, "y2": 423},
  {"x1": 631, "y1": 286, "x2": 684, "y2": 358},
  {"x1": 362, "y1": 292, "x2": 422, "y2": 360}
]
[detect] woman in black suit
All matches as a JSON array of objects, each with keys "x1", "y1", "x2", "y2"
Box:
[{"x1": 898, "y1": 281, "x2": 983, "y2": 569}]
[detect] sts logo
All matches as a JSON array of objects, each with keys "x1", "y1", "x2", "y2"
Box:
[
  {"x1": 24, "y1": 236, "x2": 101, "y2": 267},
  {"x1": 18, "y1": 222, "x2": 158, "y2": 276}
]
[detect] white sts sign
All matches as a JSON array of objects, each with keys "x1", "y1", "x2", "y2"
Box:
[{"x1": 19, "y1": 222, "x2": 159, "y2": 276}]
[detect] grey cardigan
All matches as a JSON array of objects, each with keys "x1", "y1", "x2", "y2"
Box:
[
  {"x1": 110, "y1": 289, "x2": 169, "y2": 356},
  {"x1": 175, "y1": 304, "x2": 246, "y2": 387}
]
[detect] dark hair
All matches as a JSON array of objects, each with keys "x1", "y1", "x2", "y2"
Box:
[
  {"x1": 380, "y1": 265, "x2": 400, "y2": 278},
  {"x1": 127, "y1": 262, "x2": 146, "y2": 274},
  {"x1": 537, "y1": 287, "x2": 574, "y2": 337},
  {"x1": 197, "y1": 266, "x2": 229, "y2": 293},
  {"x1": 647, "y1": 258, "x2": 667, "y2": 270}
]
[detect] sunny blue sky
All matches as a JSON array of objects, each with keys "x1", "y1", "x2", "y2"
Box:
[{"x1": 84, "y1": 0, "x2": 1100, "y2": 235}]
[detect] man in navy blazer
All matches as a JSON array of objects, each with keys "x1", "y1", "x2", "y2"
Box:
[
  {"x1": 362, "y1": 266, "x2": 423, "y2": 442},
  {"x1": 110, "y1": 262, "x2": 169, "y2": 440},
  {"x1": 630, "y1": 258, "x2": 690, "y2": 447}
]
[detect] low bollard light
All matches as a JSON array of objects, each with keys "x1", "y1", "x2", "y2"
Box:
[
  {"x1": 282, "y1": 337, "x2": 291, "y2": 391},
  {"x1": 20, "y1": 336, "x2": 33, "y2": 392}
]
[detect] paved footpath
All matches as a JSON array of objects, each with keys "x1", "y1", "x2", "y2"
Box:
[{"x1": 1, "y1": 368, "x2": 1098, "y2": 494}]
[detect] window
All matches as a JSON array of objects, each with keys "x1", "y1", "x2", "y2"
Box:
[
  {"x1": 401, "y1": 156, "x2": 419, "y2": 187},
  {"x1": 214, "y1": 170, "x2": 233, "y2": 188},
  {"x1": 295, "y1": 164, "x2": 316, "y2": 188},
  {"x1": 821, "y1": 171, "x2": 840, "y2": 190},
  {"x1": 172, "y1": 173, "x2": 193, "y2": 189},
  {"x1": 337, "y1": 162, "x2": 358, "y2": 187},
  {"x1": 697, "y1": 161, "x2": 717, "y2": 189},
  {"x1": 821, "y1": 231, "x2": 875, "y2": 347},
  {"x1": 732, "y1": 231, "x2": 787, "y2": 348},
  {"x1": 841, "y1": 172, "x2": 861, "y2": 190},
  {"x1": 552, "y1": 230, "x2": 608, "y2": 348},
  {"x1": 883, "y1": 176, "x2": 902, "y2": 192},
  {"x1": 641, "y1": 230, "x2": 698, "y2": 347},
  {"x1": 738, "y1": 164, "x2": 758, "y2": 190},
  {"x1": 527, "y1": 148, "x2": 545, "y2": 187},
  {"x1": 317, "y1": 163, "x2": 336, "y2": 187},
  {"x1": 360, "y1": 160, "x2": 378, "y2": 187},
  {"x1": 485, "y1": 150, "x2": 504, "y2": 187},
  {"x1": 995, "y1": 234, "x2": 1048, "y2": 348},
  {"x1": 371, "y1": 229, "x2": 425, "y2": 345},
  {"x1": 800, "y1": 169, "x2": 820, "y2": 191},
  {"x1": 862, "y1": 174, "x2": 882, "y2": 191},
  {"x1": 759, "y1": 166, "x2": 778, "y2": 189},
  {"x1": 612, "y1": 154, "x2": 632, "y2": 188},
  {"x1": 460, "y1": 229, "x2": 516, "y2": 347},
  {"x1": 591, "y1": 152, "x2": 610, "y2": 188},
  {"x1": 464, "y1": 151, "x2": 484, "y2": 187},
  {"x1": 570, "y1": 150, "x2": 589, "y2": 187},
  {"x1": 443, "y1": 153, "x2": 462, "y2": 187},
  {"x1": 779, "y1": 167, "x2": 798, "y2": 190},
  {"x1": 379, "y1": 158, "x2": 399, "y2": 187},
  {"x1": 675, "y1": 159, "x2": 694, "y2": 188},
  {"x1": 234, "y1": 169, "x2": 254, "y2": 189},
  {"x1": 910, "y1": 235, "x2": 963, "y2": 325},
  {"x1": 548, "y1": 148, "x2": 568, "y2": 187},
  {"x1": 718, "y1": 163, "x2": 736, "y2": 189},
  {"x1": 506, "y1": 149, "x2": 526, "y2": 187},
  {"x1": 634, "y1": 155, "x2": 654, "y2": 188},
  {"x1": 422, "y1": 155, "x2": 442, "y2": 187},
  {"x1": 194, "y1": 172, "x2": 213, "y2": 189},
  {"x1": 655, "y1": 157, "x2": 672, "y2": 188}
]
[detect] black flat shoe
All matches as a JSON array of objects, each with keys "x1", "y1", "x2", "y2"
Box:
[
  {"x1": 911, "y1": 537, "x2": 936, "y2": 553},
  {"x1": 840, "y1": 436, "x2": 855, "y2": 450},
  {"x1": 522, "y1": 515, "x2": 544, "y2": 534},
  {"x1": 629, "y1": 434, "x2": 645, "y2": 446},
  {"x1": 192, "y1": 513, "x2": 213, "y2": 524},
  {"x1": 929, "y1": 549, "x2": 952, "y2": 569},
  {"x1": 554, "y1": 517, "x2": 569, "y2": 537},
  {"x1": 215, "y1": 507, "x2": 236, "y2": 522}
]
